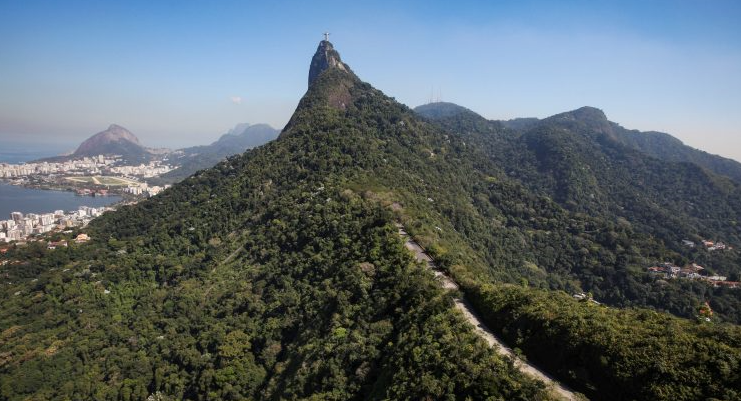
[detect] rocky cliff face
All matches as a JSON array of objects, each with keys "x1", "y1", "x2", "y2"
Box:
[
  {"x1": 74, "y1": 124, "x2": 143, "y2": 156},
  {"x1": 543, "y1": 106, "x2": 616, "y2": 137},
  {"x1": 69, "y1": 124, "x2": 158, "y2": 163},
  {"x1": 308, "y1": 40, "x2": 350, "y2": 87}
]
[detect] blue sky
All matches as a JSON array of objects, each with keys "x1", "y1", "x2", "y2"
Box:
[{"x1": 1, "y1": 0, "x2": 740, "y2": 160}]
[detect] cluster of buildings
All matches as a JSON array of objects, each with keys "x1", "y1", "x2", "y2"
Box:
[
  {"x1": 75, "y1": 188, "x2": 111, "y2": 196},
  {"x1": 0, "y1": 155, "x2": 176, "y2": 244},
  {"x1": 0, "y1": 155, "x2": 173, "y2": 183},
  {"x1": 701, "y1": 240, "x2": 729, "y2": 251},
  {"x1": 647, "y1": 262, "x2": 740, "y2": 289},
  {"x1": 682, "y1": 239, "x2": 731, "y2": 251},
  {"x1": 0, "y1": 207, "x2": 112, "y2": 243},
  {"x1": 1, "y1": 155, "x2": 175, "y2": 205},
  {"x1": 109, "y1": 161, "x2": 173, "y2": 178},
  {"x1": 123, "y1": 183, "x2": 168, "y2": 196},
  {"x1": 0, "y1": 155, "x2": 116, "y2": 178}
]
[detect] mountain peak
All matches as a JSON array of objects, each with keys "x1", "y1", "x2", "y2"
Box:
[
  {"x1": 549, "y1": 106, "x2": 608, "y2": 123},
  {"x1": 545, "y1": 106, "x2": 614, "y2": 136},
  {"x1": 107, "y1": 123, "x2": 128, "y2": 131},
  {"x1": 414, "y1": 102, "x2": 479, "y2": 120},
  {"x1": 283, "y1": 40, "x2": 360, "y2": 134},
  {"x1": 73, "y1": 124, "x2": 145, "y2": 157},
  {"x1": 225, "y1": 122, "x2": 251, "y2": 137},
  {"x1": 308, "y1": 40, "x2": 350, "y2": 87},
  {"x1": 570, "y1": 106, "x2": 608, "y2": 121}
]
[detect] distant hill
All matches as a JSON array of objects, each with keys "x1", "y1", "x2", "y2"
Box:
[
  {"x1": 417, "y1": 103, "x2": 741, "y2": 183},
  {"x1": 37, "y1": 124, "x2": 162, "y2": 164},
  {"x1": 414, "y1": 102, "x2": 475, "y2": 120},
  {"x1": 416, "y1": 101, "x2": 741, "y2": 290},
  {"x1": 32, "y1": 123, "x2": 277, "y2": 183},
  {"x1": 156, "y1": 123, "x2": 278, "y2": 183},
  {"x1": 72, "y1": 124, "x2": 163, "y2": 164},
  {"x1": 73, "y1": 124, "x2": 142, "y2": 155},
  {"x1": 539, "y1": 106, "x2": 741, "y2": 183},
  {"x1": 203, "y1": 123, "x2": 278, "y2": 154},
  {"x1": 614, "y1": 129, "x2": 741, "y2": 183}
]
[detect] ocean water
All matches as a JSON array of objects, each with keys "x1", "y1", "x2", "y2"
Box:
[
  {"x1": 0, "y1": 150, "x2": 61, "y2": 164},
  {"x1": 0, "y1": 182, "x2": 121, "y2": 218}
]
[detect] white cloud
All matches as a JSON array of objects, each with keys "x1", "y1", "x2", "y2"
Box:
[{"x1": 230, "y1": 96, "x2": 242, "y2": 105}]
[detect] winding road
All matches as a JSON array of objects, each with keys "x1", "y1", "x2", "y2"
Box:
[{"x1": 397, "y1": 224, "x2": 582, "y2": 401}]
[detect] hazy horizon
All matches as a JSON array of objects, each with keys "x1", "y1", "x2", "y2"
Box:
[{"x1": 2, "y1": 1, "x2": 740, "y2": 161}]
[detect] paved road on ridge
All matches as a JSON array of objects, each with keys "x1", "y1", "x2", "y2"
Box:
[{"x1": 397, "y1": 224, "x2": 582, "y2": 401}]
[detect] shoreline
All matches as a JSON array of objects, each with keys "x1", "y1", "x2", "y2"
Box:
[
  {"x1": 0, "y1": 181, "x2": 129, "y2": 218},
  {"x1": 0, "y1": 178, "x2": 140, "y2": 202}
]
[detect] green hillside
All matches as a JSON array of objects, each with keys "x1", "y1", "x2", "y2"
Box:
[
  {"x1": 416, "y1": 102, "x2": 741, "y2": 322},
  {"x1": 0, "y1": 40, "x2": 553, "y2": 401},
  {"x1": 1, "y1": 41, "x2": 740, "y2": 401}
]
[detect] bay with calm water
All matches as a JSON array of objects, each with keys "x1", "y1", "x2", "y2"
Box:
[{"x1": 0, "y1": 182, "x2": 121, "y2": 218}]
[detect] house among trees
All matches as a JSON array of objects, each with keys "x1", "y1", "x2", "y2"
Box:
[
  {"x1": 647, "y1": 262, "x2": 739, "y2": 289},
  {"x1": 681, "y1": 263, "x2": 704, "y2": 279},
  {"x1": 47, "y1": 240, "x2": 68, "y2": 250},
  {"x1": 647, "y1": 262, "x2": 681, "y2": 278},
  {"x1": 701, "y1": 239, "x2": 729, "y2": 251}
]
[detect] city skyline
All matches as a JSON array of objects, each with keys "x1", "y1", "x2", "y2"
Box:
[{"x1": 1, "y1": 0, "x2": 740, "y2": 161}]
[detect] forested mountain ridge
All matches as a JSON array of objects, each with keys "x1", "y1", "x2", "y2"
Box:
[
  {"x1": 416, "y1": 102, "x2": 741, "y2": 267},
  {"x1": 1, "y1": 41, "x2": 740, "y2": 401},
  {"x1": 0, "y1": 40, "x2": 556, "y2": 401},
  {"x1": 155, "y1": 123, "x2": 279, "y2": 184},
  {"x1": 546, "y1": 106, "x2": 741, "y2": 183},
  {"x1": 416, "y1": 102, "x2": 741, "y2": 183},
  {"x1": 616, "y1": 128, "x2": 741, "y2": 183}
]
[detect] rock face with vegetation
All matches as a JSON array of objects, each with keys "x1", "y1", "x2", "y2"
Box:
[
  {"x1": 38, "y1": 124, "x2": 156, "y2": 164},
  {"x1": 1, "y1": 41, "x2": 740, "y2": 401},
  {"x1": 308, "y1": 40, "x2": 350, "y2": 87}
]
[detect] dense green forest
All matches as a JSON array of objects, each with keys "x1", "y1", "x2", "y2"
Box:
[
  {"x1": 0, "y1": 190, "x2": 550, "y2": 400},
  {"x1": 415, "y1": 102, "x2": 741, "y2": 184},
  {"x1": 0, "y1": 42, "x2": 555, "y2": 401},
  {"x1": 415, "y1": 102, "x2": 741, "y2": 322},
  {"x1": 465, "y1": 283, "x2": 741, "y2": 401},
  {"x1": 2, "y1": 41, "x2": 741, "y2": 400}
]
